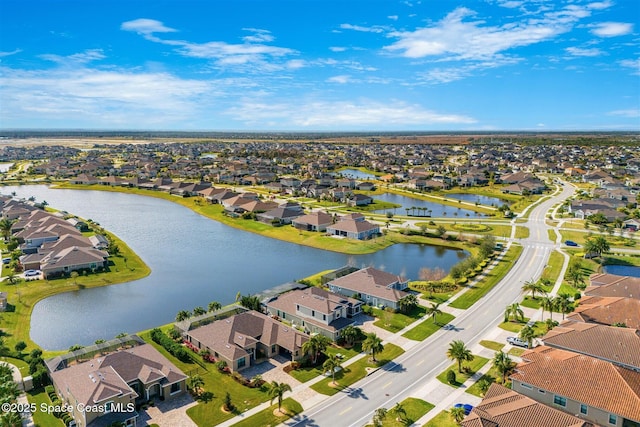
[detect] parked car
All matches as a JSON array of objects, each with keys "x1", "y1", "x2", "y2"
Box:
[
  {"x1": 454, "y1": 403, "x2": 474, "y2": 415},
  {"x1": 564, "y1": 240, "x2": 579, "y2": 247},
  {"x1": 507, "y1": 336, "x2": 530, "y2": 348},
  {"x1": 24, "y1": 269, "x2": 41, "y2": 277},
  {"x1": 2, "y1": 257, "x2": 10, "y2": 264}
]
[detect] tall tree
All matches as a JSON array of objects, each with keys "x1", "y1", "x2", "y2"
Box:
[
  {"x1": 555, "y1": 293, "x2": 573, "y2": 320},
  {"x1": 340, "y1": 325, "x2": 360, "y2": 347},
  {"x1": 372, "y1": 408, "x2": 387, "y2": 427},
  {"x1": 322, "y1": 353, "x2": 342, "y2": 385},
  {"x1": 493, "y1": 350, "x2": 516, "y2": 383},
  {"x1": 447, "y1": 340, "x2": 474, "y2": 373},
  {"x1": 584, "y1": 235, "x2": 610, "y2": 258},
  {"x1": 0, "y1": 218, "x2": 14, "y2": 241},
  {"x1": 519, "y1": 325, "x2": 537, "y2": 348},
  {"x1": 451, "y1": 406, "x2": 466, "y2": 423},
  {"x1": 397, "y1": 294, "x2": 418, "y2": 314},
  {"x1": 175, "y1": 310, "x2": 191, "y2": 322},
  {"x1": 426, "y1": 302, "x2": 443, "y2": 324},
  {"x1": 541, "y1": 296, "x2": 557, "y2": 321},
  {"x1": 362, "y1": 332, "x2": 384, "y2": 362},
  {"x1": 268, "y1": 381, "x2": 292, "y2": 414},
  {"x1": 192, "y1": 306, "x2": 206, "y2": 316},
  {"x1": 208, "y1": 301, "x2": 222, "y2": 312},
  {"x1": 504, "y1": 303, "x2": 524, "y2": 323},
  {"x1": 521, "y1": 279, "x2": 546, "y2": 300},
  {"x1": 392, "y1": 402, "x2": 407, "y2": 422},
  {"x1": 302, "y1": 334, "x2": 330, "y2": 365}
]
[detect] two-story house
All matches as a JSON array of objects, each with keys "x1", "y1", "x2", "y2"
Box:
[
  {"x1": 327, "y1": 266, "x2": 410, "y2": 310},
  {"x1": 265, "y1": 287, "x2": 362, "y2": 340}
]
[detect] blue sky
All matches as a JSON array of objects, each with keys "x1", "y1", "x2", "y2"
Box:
[{"x1": 0, "y1": 0, "x2": 638, "y2": 131}]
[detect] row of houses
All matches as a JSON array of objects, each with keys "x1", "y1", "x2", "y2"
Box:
[
  {"x1": 463, "y1": 272, "x2": 640, "y2": 427},
  {"x1": 1, "y1": 197, "x2": 110, "y2": 279}
]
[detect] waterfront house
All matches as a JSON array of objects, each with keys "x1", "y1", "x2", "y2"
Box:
[
  {"x1": 587, "y1": 273, "x2": 640, "y2": 299},
  {"x1": 346, "y1": 193, "x2": 373, "y2": 207},
  {"x1": 327, "y1": 266, "x2": 409, "y2": 310},
  {"x1": 566, "y1": 295, "x2": 640, "y2": 329},
  {"x1": 48, "y1": 341, "x2": 188, "y2": 427},
  {"x1": 291, "y1": 211, "x2": 334, "y2": 232},
  {"x1": 183, "y1": 310, "x2": 308, "y2": 372},
  {"x1": 510, "y1": 346, "x2": 640, "y2": 427},
  {"x1": 265, "y1": 286, "x2": 362, "y2": 340},
  {"x1": 325, "y1": 213, "x2": 379, "y2": 240},
  {"x1": 40, "y1": 246, "x2": 109, "y2": 279}
]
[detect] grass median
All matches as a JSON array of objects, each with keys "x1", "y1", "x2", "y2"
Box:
[{"x1": 402, "y1": 312, "x2": 455, "y2": 341}]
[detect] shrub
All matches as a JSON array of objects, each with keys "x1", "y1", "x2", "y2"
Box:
[
  {"x1": 447, "y1": 370, "x2": 456, "y2": 384},
  {"x1": 150, "y1": 328, "x2": 191, "y2": 363}
]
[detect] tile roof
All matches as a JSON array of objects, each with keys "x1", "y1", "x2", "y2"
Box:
[
  {"x1": 187, "y1": 311, "x2": 308, "y2": 362},
  {"x1": 462, "y1": 383, "x2": 591, "y2": 427},
  {"x1": 328, "y1": 267, "x2": 409, "y2": 303},
  {"x1": 327, "y1": 219, "x2": 379, "y2": 233},
  {"x1": 40, "y1": 246, "x2": 109, "y2": 272},
  {"x1": 292, "y1": 211, "x2": 333, "y2": 227},
  {"x1": 541, "y1": 320, "x2": 640, "y2": 370},
  {"x1": 586, "y1": 274, "x2": 640, "y2": 300},
  {"x1": 511, "y1": 346, "x2": 640, "y2": 422},
  {"x1": 567, "y1": 296, "x2": 640, "y2": 329}
]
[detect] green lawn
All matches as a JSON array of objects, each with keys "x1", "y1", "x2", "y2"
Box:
[
  {"x1": 436, "y1": 355, "x2": 489, "y2": 388},
  {"x1": 372, "y1": 305, "x2": 427, "y2": 333},
  {"x1": 373, "y1": 398, "x2": 434, "y2": 427},
  {"x1": 28, "y1": 387, "x2": 64, "y2": 427},
  {"x1": 479, "y1": 340, "x2": 504, "y2": 352},
  {"x1": 402, "y1": 313, "x2": 455, "y2": 341},
  {"x1": 137, "y1": 328, "x2": 270, "y2": 427},
  {"x1": 498, "y1": 319, "x2": 529, "y2": 333},
  {"x1": 508, "y1": 347, "x2": 526, "y2": 357},
  {"x1": 288, "y1": 344, "x2": 361, "y2": 383},
  {"x1": 465, "y1": 365, "x2": 505, "y2": 398},
  {"x1": 311, "y1": 344, "x2": 404, "y2": 396},
  {"x1": 423, "y1": 410, "x2": 459, "y2": 427},
  {"x1": 231, "y1": 398, "x2": 303, "y2": 427},
  {"x1": 449, "y1": 244, "x2": 523, "y2": 309},
  {"x1": 540, "y1": 250, "x2": 566, "y2": 286},
  {"x1": 0, "y1": 356, "x2": 30, "y2": 376}
]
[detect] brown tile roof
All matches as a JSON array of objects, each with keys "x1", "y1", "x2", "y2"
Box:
[
  {"x1": 292, "y1": 211, "x2": 333, "y2": 227},
  {"x1": 50, "y1": 344, "x2": 186, "y2": 407},
  {"x1": 566, "y1": 296, "x2": 640, "y2": 329},
  {"x1": 328, "y1": 267, "x2": 409, "y2": 303},
  {"x1": 541, "y1": 320, "x2": 640, "y2": 370},
  {"x1": 511, "y1": 346, "x2": 640, "y2": 422},
  {"x1": 187, "y1": 311, "x2": 308, "y2": 362},
  {"x1": 462, "y1": 384, "x2": 591, "y2": 427},
  {"x1": 327, "y1": 219, "x2": 379, "y2": 233},
  {"x1": 40, "y1": 246, "x2": 109, "y2": 272},
  {"x1": 587, "y1": 274, "x2": 640, "y2": 300}
]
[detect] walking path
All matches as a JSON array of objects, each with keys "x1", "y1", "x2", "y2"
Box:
[{"x1": 2, "y1": 362, "x2": 35, "y2": 427}]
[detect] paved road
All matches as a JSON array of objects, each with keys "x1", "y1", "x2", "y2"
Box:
[{"x1": 288, "y1": 184, "x2": 576, "y2": 427}]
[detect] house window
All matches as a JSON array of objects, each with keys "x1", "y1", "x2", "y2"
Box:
[
  {"x1": 609, "y1": 414, "x2": 617, "y2": 425},
  {"x1": 238, "y1": 357, "x2": 246, "y2": 368},
  {"x1": 296, "y1": 305, "x2": 300, "y2": 311},
  {"x1": 553, "y1": 395, "x2": 567, "y2": 407},
  {"x1": 520, "y1": 383, "x2": 532, "y2": 390},
  {"x1": 170, "y1": 382, "x2": 181, "y2": 395},
  {"x1": 323, "y1": 314, "x2": 326, "y2": 321},
  {"x1": 271, "y1": 345, "x2": 276, "y2": 353},
  {"x1": 538, "y1": 389, "x2": 546, "y2": 394},
  {"x1": 580, "y1": 404, "x2": 588, "y2": 415},
  {"x1": 312, "y1": 310, "x2": 315, "y2": 317}
]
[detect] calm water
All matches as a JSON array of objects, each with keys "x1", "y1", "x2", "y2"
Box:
[
  {"x1": 447, "y1": 193, "x2": 508, "y2": 207},
  {"x1": 372, "y1": 193, "x2": 484, "y2": 217},
  {"x1": 603, "y1": 264, "x2": 640, "y2": 278},
  {"x1": 1, "y1": 185, "x2": 467, "y2": 349},
  {"x1": 338, "y1": 168, "x2": 377, "y2": 180}
]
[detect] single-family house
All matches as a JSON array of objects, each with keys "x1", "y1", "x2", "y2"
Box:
[
  {"x1": 566, "y1": 295, "x2": 640, "y2": 329},
  {"x1": 461, "y1": 383, "x2": 592, "y2": 427},
  {"x1": 183, "y1": 310, "x2": 308, "y2": 372},
  {"x1": 291, "y1": 211, "x2": 334, "y2": 232},
  {"x1": 587, "y1": 273, "x2": 640, "y2": 299},
  {"x1": 510, "y1": 346, "x2": 640, "y2": 427},
  {"x1": 265, "y1": 286, "x2": 362, "y2": 340},
  {"x1": 40, "y1": 246, "x2": 109, "y2": 279},
  {"x1": 325, "y1": 213, "x2": 379, "y2": 240},
  {"x1": 48, "y1": 342, "x2": 188, "y2": 427},
  {"x1": 327, "y1": 266, "x2": 410, "y2": 310},
  {"x1": 346, "y1": 194, "x2": 373, "y2": 207}
]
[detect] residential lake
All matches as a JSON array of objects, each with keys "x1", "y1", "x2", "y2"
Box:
[
  {"x1": 372, "y1": 192, "x2": 485, "y2": 217},
  {"x1": 603, "y1": 264, "x2": 640, "y2": 278},
  {"x1": 337, "y1": 168, "x2": 377, "y2": 180},
  {"x1": 446, "y1": 193, "x2": 509, "y2": 207},
  {"x1": 0, "y1": 185, "x2": 468, "y2": 350}
]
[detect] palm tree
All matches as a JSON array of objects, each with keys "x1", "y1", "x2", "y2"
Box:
[
  {"x1": 372, "y1": 408, "x2": 387, "y2": 427},
  {"x1": 362, "y1": 332, "x2": 384, "y2": 362},
  {"x1": 447, "y1": 340, "x2": 474, "y2": 373},
  {"x1": 426, "y1": 302, "x2": 443, "y2": 324},
  {"x1": 584, "y1": 235, "x2": 610, "y2": 258},
  {"x1": 175, "y1": 310, "x2": 191, "y2": 322},
  {"x1": 555, "y1": 293, "x2": 573, "y2": 320},
  {"x1": 521, "y1": 279, "x2": 546, "y2": 300},
  {"x1": 189, "y1": 374, "x2": 205, "y2": 396},
  {"x1": 0, "y1": 218, "x2": 14, "y2": 241},
  {"x1": 541, "y1": 296, "x2": 556, "y2": 321},
  {"x1": 302, "y1": 334, "x2": 330, "y2": 365},
  {"x1": 545, "y1": 318, "x2": 559, "y2": 332},
  {"x1": 397, "y1": 294, "x2": 418, "y2": 314},
  {"x1": 322, "y1": 353, "x2": 342, "y2": 385},
  {"x1": 566, "y1": 267, "x2": 585, "y2": 289},
  {"x1": 392, "y1": 402, "x2": 407, "y2": 422},
  {"x1": 193, "y1": 306, "x2": 206, "y2": 316},
  {"x1": 451, "y1": 406, "x2": 466, "y2": 423},
  {"x1": 208, "y1": 301, "x2": 222, "y2": 312},
  {"x1": 519, "y1": 325, "x2": 537, "y2": 348},
  {"x1": 340, "y1": 325, "x2": 360, "y2": 347},
  {"x1": 504, "y1": 303, "x2": 524, "y2": 323},
  {"x1": 268, "y1": 381, "x2": 292, "y2": 414},
  {"x1": 493, "y1": 350, "x2": 516, "y2": 383}
]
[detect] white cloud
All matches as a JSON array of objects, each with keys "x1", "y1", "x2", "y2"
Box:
[
  {"x1": 565, "y1": 46, "x2": 604, "y2": 57},
  {"x1": 226, "y1": 99, "x2": 476, "y2": 128},
  {"x1": 340, "y1": 23, "x2": 385, "y2": 34},
  {"x1": 241, "y1": 28, "x2": 275, "y2": 43},
  {"x1": 388, "y1": 15, "x2": 399, "y2": 21},
  {"x1": 121, "y1": 18, "x2": 177, "y2": 36},
  {"x1": 619, "y1": 58, "x2": 640, "y2": 74},
  {"x1": 0, "y1": 49, "x2": 22, "y2": 58},
  {"x1": 607, "y1": 109, "x2": 640, "y2": 118},
  {"x1": 498, "y1": 1, "x2": 524, "y2": 9},
  {"x1": 590, "y1": 22, "x2": 633, "y2": 37},
  {"x1": 587, "y1": 1, "x2": 613, "y2": 10},
  {"x1": 384, "y1": 4, "x2": 594, "y2": 61},
  {"x1": 327, "y1": 75, "x2": 351, "y2": 84},
  {"x1": 39, "y1": 49, "x2": 106, "y2": 65},
  {"x1": 329, "y1": 46, "x2": 348, "y2": 52}
]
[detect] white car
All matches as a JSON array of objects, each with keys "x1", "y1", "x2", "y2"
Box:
[{"x1": 507, "y1": 336, "x2": 529, "y2": 348}]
